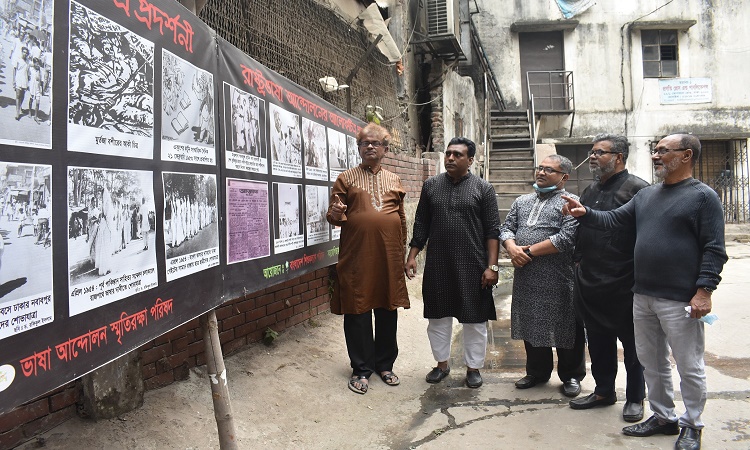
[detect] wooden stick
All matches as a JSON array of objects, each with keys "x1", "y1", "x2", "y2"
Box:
[{"x1": 200, "y1": 311, "x2": 238, "y2": 449}]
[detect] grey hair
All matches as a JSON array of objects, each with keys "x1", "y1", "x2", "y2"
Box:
[
  {"x1": 593, "y1": 133, "x2": 630, "y2": 163},
  {"x1": 546, "y1": 154, "x2": 573, "y2": 174}
]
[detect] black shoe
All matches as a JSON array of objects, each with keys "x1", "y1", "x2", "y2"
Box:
[
  {"x1": 675, "y1": 427, "x2": 701, "y2": 450},
  {"x1": 515, "y1": 375, "x2": 544, "y2": 389},
  {"x1": 622, "y1": 415, "x2": 680, "y2": 437},
  {"x1": 623, "y1": 401, "x2": 645, "y2": 422},
  {"x1": 562, "y1": 378, "x2": 582, "y2": 397},
  {"x1": 569, "y1": 393, "x2": 616, "y2": 410},
  {"x1": 425, "y1": 366, "x2": 450, "y2": 383},
  {"x1": 466, "y1": 370, "x2": 482, "y2": 388}
]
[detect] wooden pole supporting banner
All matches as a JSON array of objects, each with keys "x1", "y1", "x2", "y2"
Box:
[
  {"x1": 178, "y1": 0, "x2": 237, "y2": 444},
  {"x1": 200, "y1": 310, "x2": 239, "y2": 450}
]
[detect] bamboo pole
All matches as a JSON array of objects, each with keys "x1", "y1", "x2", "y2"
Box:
[
  {"x1": 176, "y1": 0, "x2": 237, "y2": 447},
  {"x1": 200, "y1": 311, "x2": 238, "y2": 450}
]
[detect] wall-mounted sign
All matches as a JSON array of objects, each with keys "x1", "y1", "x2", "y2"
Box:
[{"x1": 659, "y1": 78, "x2": 712, "y2": 105}]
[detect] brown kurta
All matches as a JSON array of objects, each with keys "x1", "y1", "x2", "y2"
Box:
[{"x1": 326, "y1": 164, "x2": 410, "y2": 314}]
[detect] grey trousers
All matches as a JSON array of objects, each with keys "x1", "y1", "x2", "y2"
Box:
[{"x1": 633, "y1": 293, "x2": 706, "y2": 429}]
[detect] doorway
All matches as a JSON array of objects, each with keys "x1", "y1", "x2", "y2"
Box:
[{"x1": 519, "y1": 31, "x2": 564, "y2": 110}]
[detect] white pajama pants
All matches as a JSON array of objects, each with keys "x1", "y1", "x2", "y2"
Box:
[{"x1": 427, "y1": 317, "x2": 488, "y2": 369}]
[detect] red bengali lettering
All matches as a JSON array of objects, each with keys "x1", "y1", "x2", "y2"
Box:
[
  {"x1": 19, "y1": 347, "x2": 51, "y2": 377},
  {"x1": 112, "y1": 0, "x2": 131, "y2": 16}
]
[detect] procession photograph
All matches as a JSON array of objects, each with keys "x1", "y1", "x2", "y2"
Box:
[
  {"x1": 347, "y1": 134, "x2": 359, "y2": 168},
  {"x1": 0, "y1": 1, "x2": 54, "y2": 149},
  {"x1": 302, "y1": 117, "x2": 328, "y2": 181},
  {"x1": 67, "y1": 1, "x2": 155, "y2": 159},
  {"x1": 161, "y1": 49, "x2": 215, "y2": 164},
  {"x1": 223, "y1": 83, "x2": 266, "y2": 173},
  {"x1": 0, "y1": 162, "x2": 53, "y2": 340},
  {"x1": 305, "y1": 185, "x2": 329, "y2": 245},
  {"x1": 162, "y1": 172, "x2": 219, "y2": 281},
  {"x1": 327, "y1": 127, "x2": 347, "y2": 181},
  {"x1": 272, "y1": 182, "x2": 304, "y2": 254},
  {"x1": 269, "y1": 103, "x2": 302, "y2": 178},
  {"x1": 67, "y1": 167, "x2": 158, "y2": 316}
]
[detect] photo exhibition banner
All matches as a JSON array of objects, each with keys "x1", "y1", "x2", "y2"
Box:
[{"x1": 0, "y1": 0, "x2": 363, "y2": 414}]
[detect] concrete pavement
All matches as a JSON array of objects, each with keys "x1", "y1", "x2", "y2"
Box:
[{"x1": 15, "y1": 241, "x2": 750, "y2": 449}]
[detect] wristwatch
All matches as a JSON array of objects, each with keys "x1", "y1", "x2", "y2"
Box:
[
  {"x1": 523, "y1": 248, "x2": 534, "y2": 258},
  {"x1": 702, "y1": 286, "x2": 714, "y2": 294},
  {"x1": 488, "y1": 264, "x2": 499, "y2": 272}
]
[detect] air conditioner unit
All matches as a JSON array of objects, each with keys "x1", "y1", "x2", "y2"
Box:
[
  {"x1": 426, "y1": 0, "x2": 459, "y2": 38},
  {"x1": 422, "y1": 0, "x2": 464, "y2": 59}
]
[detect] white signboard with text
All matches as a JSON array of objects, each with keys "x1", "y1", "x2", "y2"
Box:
[{"x1": 659, "y1": 78, "x2": 712, "y2": 105}]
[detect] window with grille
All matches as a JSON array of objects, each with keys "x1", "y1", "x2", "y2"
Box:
[{"x1": 642, "y1": 30, "x2": 678, "y2": 78}]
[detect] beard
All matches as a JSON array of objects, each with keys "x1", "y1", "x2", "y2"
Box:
[
  {"x1": 589, "y1": 157, "x2": 617, "y2": 178},
  {"x1": 654, "y1": 157, "x2": 681, "y2": 179}
]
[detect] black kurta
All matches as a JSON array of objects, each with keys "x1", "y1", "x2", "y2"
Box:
[
  {"x1": 574, "y1": 170, "x2": 649, "y2": 332},
  {"x1": 410, "y1": 173, "x2": 500, "y2": 323}
]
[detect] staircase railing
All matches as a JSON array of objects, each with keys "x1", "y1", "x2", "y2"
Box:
[
  {"x1": 526, "y1": 70, "x2": 576, "y2": 138},
  {"x1": 470, "y1": 19, "x2": 505, "y2": 111},
  {"x1": 529, "y1": 94, "x2": 537, "y2": 167}
]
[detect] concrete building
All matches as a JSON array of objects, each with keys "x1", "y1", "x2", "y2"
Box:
[{"x1": 473, "y1": 0, "x2": 750, "y2": 222}]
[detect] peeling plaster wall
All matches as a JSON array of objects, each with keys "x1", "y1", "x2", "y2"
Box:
[
  {"x1": 442, "y1": 70, "x2": 483, "y2": 172},
  {"x1": 475, "y1": 0, "x2": 750, "y2": 181}
]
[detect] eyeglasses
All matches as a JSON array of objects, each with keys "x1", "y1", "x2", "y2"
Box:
[
  {"x1": 650, "y1": 147, "x2": 689, "y2": 156},
  {"x1": 588, "y1": 150, "x2": 621, "y2": 157},
  {"x1": 358, "y1": 140, "x2": 385, "y2": 148},
  {"x1": 536, "y1": 166, "x2": 567, "y2": 175}
]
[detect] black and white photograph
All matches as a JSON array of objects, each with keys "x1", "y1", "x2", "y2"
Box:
[
  {"x1": 305, "y1": 185, "x2": 329, "y2": 245},
  {"x1": 272, "y1": 182, "x2": 304, "y2": 254},
  {"x1": 0, "y1": 163, "x2": 53, "y2": 340},
  {"x1": 0, "y1": 1, "x2": 54, "y2": 149},
  {"x1": 346, "y1": 134, "x2": 359, "y2": 169},
  {"x1": 330, "y1": 187, "x2": 341, "y2": 241},
  {"x1": 163, "y1": 172, "x2": 219, "y2": 282},
  {"x1": 270, "y1": 103, "x2": 302, "y2": 178},
  {"x1": 327, "y1": 127, "x2": 347, "y2": 181},
  {"x1": 67, "y1": 1, "x2": 155, "y2": 159},
  {"x1": 224, "y1": 83, "x2": 266, "y2": 174},
  {"x1": 303, "y1": 117, "x2": 328, "y2": 181},
  {"x1": 67, "y1": 167, "x2": 158, "y2": 316},
  {"x1": 161, "y1": 50, "x2": 215, "y2": 165}
]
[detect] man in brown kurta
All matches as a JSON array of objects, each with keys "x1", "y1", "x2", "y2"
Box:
[{"x1": 327, "y1": 123, "x2": 410, "y2": 395}]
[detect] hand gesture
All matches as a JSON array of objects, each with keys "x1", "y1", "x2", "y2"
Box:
[
  {"x1": 561, "y1": 195, "x2": 586, "y2": 217},
  {"x1": 331, "y1": 194, "x2": 347, "y2": 220}
]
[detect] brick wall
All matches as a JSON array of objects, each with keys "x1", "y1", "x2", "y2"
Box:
[{"x1": 0, "y1": 155, "x2": 435, "y2": 449}]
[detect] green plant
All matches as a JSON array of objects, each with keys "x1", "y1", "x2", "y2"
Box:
[{"x1": 263, "y1": 327, "x2": 279, "y2": 346}]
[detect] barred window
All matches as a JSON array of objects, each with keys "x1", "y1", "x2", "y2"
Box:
[{"x1": 642, "y1": 30, "x2": 678, "y2": 78}]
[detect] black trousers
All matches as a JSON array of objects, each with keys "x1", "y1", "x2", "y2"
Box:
[
  {"x1": 343, "y1": 308, "x2": 398, "y2": 377},
  {"x1": 524, "y1": 322, "x2": 586, "y2": 382},
  {"x1": 587, "y1": 326, "x2": 645, "y2": 402}
]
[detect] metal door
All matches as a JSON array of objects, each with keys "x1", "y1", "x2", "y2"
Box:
[
  {"x1": 519, "y1": 32, "x2": 564, "y2": 109},
  {"x1": 694, "y1": 140, "x2": 750, "y2": 223}
]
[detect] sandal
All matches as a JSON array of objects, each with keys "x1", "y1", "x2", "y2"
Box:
[
  {"x1": 380, "y1": 371, "x2": 400, "y2": 386},
  {"x1": 348, "y1": 375, "x2": 368, "y2": 394}
]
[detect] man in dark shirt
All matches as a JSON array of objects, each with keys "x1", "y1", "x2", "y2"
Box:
[
  {"x1": 568, "y1": 135, "x2": 649, "y2": 422},
  {"x1": 563, "y1": 133, "x2": 727, "y2": 450},
  {"x1": 405, "y1": 137, "x2": 500, "y2": 389}
]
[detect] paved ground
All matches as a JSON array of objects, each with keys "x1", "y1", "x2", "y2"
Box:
[{"x1": 15, "y1": 239, "x2": 750, "y2": 449}]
